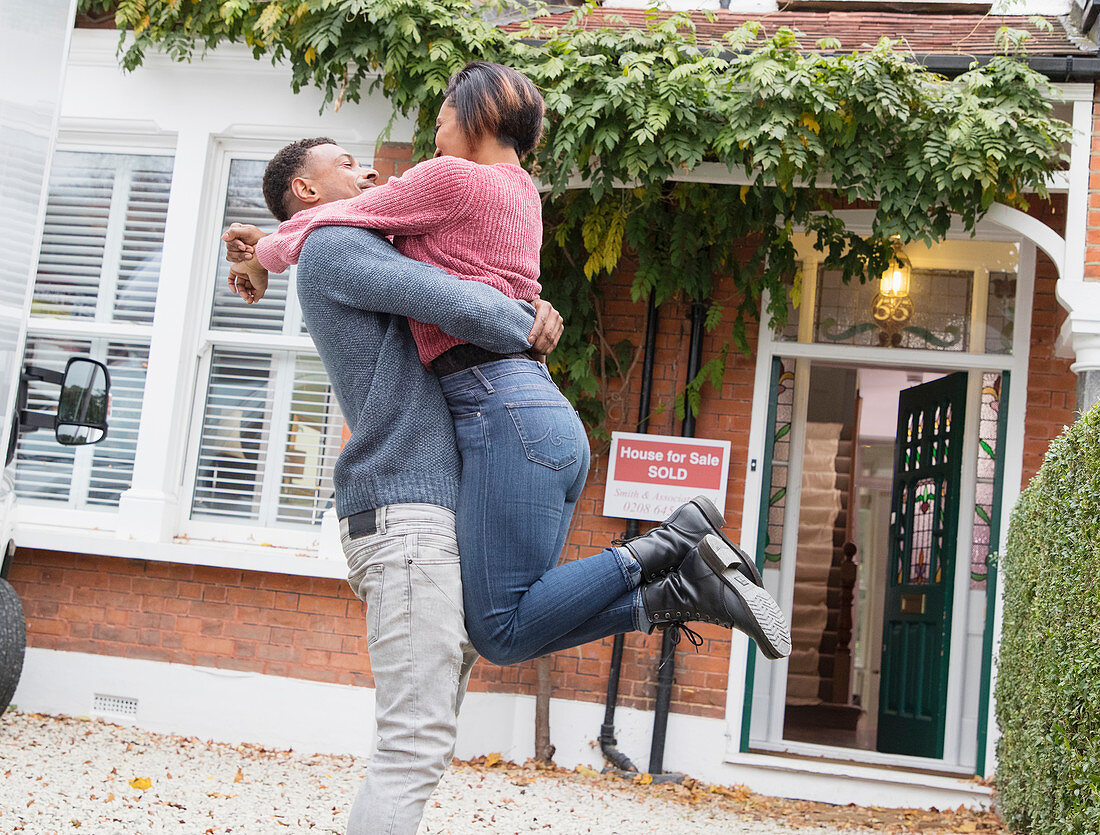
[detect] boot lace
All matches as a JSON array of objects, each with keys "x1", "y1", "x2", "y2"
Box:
[
  {"x1": 668, "y1": 622, "x2": 704, "y2": 650},
  {"x1": 658, "y1": 622, "x2": 704, "y2": 670}
]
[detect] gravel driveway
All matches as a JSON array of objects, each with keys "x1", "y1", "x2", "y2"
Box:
[{"x1": 0, "y1": 711, "x2": 863, "y2": 834}]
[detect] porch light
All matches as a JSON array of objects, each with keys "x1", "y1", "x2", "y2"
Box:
[
  {"x1": 872, "y1": 244, "x2": 913, "y2": 346},
  {"x1": 880, "y1": 261, "x2": 910, "y2": 298}
]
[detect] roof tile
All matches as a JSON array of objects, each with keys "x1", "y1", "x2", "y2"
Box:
[{"x1": 506, "y1": 9, "x2": 1094, "y2": 56}]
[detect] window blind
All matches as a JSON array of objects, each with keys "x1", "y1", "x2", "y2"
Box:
[
  {"x1": 191, "y1": 349, "x2": 342, "y2": 525},
  {"x1": 208, "y1": 159, "x2": 292, "y2": 334},
  {"x1": 32, "y1": 152, "x2": 172, "y2": 324},
  {"x1": 14, "y1": 336, "x2": 150, "y2": 508},
  {"x1": 15, "y1": 150, "x2": 172, "y2": 509},
  {"x1": 191, "y1": 156, "x2": 342, "y2": 528}
]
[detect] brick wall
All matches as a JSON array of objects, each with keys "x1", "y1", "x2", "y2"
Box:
[
  {"x1": 1021, "y1": 193, "x2": 1074, "y2": 485},
  {"x1": 8, "y1": 551, "x2": 377, "y2": 688}
]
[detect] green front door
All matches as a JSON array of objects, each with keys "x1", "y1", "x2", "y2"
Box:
[{"x1": 877, "y1": 372, "x2": 968, "y2": 758}]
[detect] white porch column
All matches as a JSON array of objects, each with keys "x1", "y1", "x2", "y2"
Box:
[
  {"x1": 1056, "y1": 95, "x2": 1100, "y2": 411},
  {"x1": 116, "y1": 128, "x2": 212, "y2": 541},
  {"x1": 1058, "y1": 285, "x2": 1100, "y2": 411}
]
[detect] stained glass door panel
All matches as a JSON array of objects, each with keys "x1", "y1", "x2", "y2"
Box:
[{"x1": 877, "y1": 372, "x2": 968, "y2": 759}]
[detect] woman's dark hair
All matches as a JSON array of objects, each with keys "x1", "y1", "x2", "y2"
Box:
[
  {"x1": 443, "y1": 62, "x2": 544, "y2": 159},
  {"x1": 262, "y1": 136, "x2": 336, "y2": 221}
]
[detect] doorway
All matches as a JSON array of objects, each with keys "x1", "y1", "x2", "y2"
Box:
[{"x1": 777, "y1": 363, "x2": 986, "y2": 757}]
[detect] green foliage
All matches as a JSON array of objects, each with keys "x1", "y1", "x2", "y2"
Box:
[
  {"x1": 81, "y1": 0, "x2": 1071, "y2": 433},
  {"x1": 996, "y1": 407, "x2": 1100, "y2": 834}
]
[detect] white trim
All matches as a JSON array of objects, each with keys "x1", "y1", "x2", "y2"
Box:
[
  {"x1": 66, "y1": 29, "x2": 379, "y2": 86},
  {"x1": 25, "y1": 318, "x2": 154, "y2": 344},
  {"x1": 769, "y1": 342, "x2": 1016, "y2": 371},
  {"x1": 546, "y1": 165, "x2": 1074, "y2": 196},
  {"x1": 763, "y1": 357, "x2": 809, "y2": 743},
  {"x1": 734, "y1": 221, "x2": 1037, "y2": 774},
  {"x1": 1050, "y1": 83, "x2": 1095, "y2": 103},
  {"x1": 978, "y1": 241, "x2": 1036, "y2": 774},
  {"x1": 115, "y1": 128, "x2": 211, "y2": 541},
  {"x1": 725, "y1": 305, "x2": 780, "y2": 742},
  {"x1": 723, "y1": 747, "x2": 992, "y2": 802},
  {"x1": 743, "y1": 738, "x2": 978, "y2": 777},
  {"x1": 182, "y1": 517, "x2": 322, "y2": 550},
  {"x1": 197, "y1": 332, "x2": 318, "y2": 353},
  {"x1": 1061, "y1": 98, "x2": 1094, "y2": 285},
  {"x1": 969, "y1": 267, "x2": 990, "y2": 356},
  {"x1": 12, "y1": 519, "x2": 347, "y2": 579},
  {"x1": 985, "y1": 203, "x2": 1066, "y2": 275},
  {"x1": 942, "y1": 369, "x2": 984, "y2": 769},
  {"x1": 15, "y1": 502, "x2": 118, "y2": 533},
  {"x1": 56, "y1": 122, "x2": 178, "y2": 152}
]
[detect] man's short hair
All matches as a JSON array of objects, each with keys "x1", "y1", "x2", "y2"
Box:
[
  {"x1": 262, "y1": 137, "x2": 336, "y2": 222},
  {"x1": 443, "y1": 62, "x2": 544, "y2": 159}
]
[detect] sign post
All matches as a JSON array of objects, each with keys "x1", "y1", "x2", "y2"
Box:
[{"x1": 602, "y1": 431, "x2": 731, "y2": 522}]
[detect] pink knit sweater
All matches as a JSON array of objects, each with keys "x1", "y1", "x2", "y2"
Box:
[{"x1": 255, "y1": 155, "x2": 543, "y2": 363}]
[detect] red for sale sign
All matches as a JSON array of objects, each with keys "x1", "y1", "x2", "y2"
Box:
[{"x1": 603, "y1": 431, "x2": 731, "y2": 522}]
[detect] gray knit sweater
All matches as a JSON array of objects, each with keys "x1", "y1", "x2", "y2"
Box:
[{"x1": 296, "y1": 225, "x2": 535, "y2": 517}]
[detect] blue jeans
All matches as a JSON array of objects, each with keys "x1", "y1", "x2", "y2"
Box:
[{"x1": 439, "y1": 358, "x2": 642, "y2": 665}]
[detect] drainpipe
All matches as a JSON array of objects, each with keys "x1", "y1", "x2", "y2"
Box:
[
  {"x1": 599, "y1": 293, "x2": 659, "y2": 774},
  {"x1": 648, "y1": 299, "x2": 707, "y2": 776}
]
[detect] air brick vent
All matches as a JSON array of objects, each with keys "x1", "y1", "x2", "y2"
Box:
[{"x1": 92, "y1": 693, "x2": 138, "y2": 717}]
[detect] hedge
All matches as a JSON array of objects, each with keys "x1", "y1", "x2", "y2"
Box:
[{"x1": 996, "y1": 405, "x2": 1100, "y2": 833}]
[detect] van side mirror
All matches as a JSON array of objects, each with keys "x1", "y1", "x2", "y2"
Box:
[
  {"x1": 55, "y1": 358, "x2": 110, "y2": 445},
  {"x1": 7, "y1": 357, "x2": 112, "y2": 466}
]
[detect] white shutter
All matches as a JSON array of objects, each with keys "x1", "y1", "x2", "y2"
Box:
[
  {"x1": 276, "y1": 353, "x2": 342, "y2": 524},
  {"x1": 190, "y1": 155, "x2": 342, "y2": 530},
  {"x1": 115, "y1": 163, "x2": 174, "y2": 323},
  {"x1": 12, "y1": 337, "x2": 84, "y2": 503},
  {"x1": 15, "y1": 150, "x2": 171, "y2": 509},
  {"x1": 87, "y1": 342, "x2": 151, "y2": 505},
  {"x1": 190, "y1": 348, "x2": 343, "y2": 526},
  {"x1": 209, "y1": 159, "x2": 292, "y2": 334},
  {"x1": 32, "y1": 152, "x2": 172, "y2": 324},
  {"x1": 191, "y1": 348, "x2": 274, "y2": 520},
  {"x1": 13, "y1": 336, "x2": 150, "y2": 508}
]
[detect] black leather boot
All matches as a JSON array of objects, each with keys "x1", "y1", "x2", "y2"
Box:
[
  {"x1": 617, "y1": 496, "x2": 763, "y2": 587},
  {"x1": 641, "y1": 534, "x2": 791, "y2": 661}
]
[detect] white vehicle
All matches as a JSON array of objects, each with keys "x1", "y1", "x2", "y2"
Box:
[
  {"x1": 1, "y1": 359, "x2": 111, "y2": 711},
  {"x1": 0, "y1": 0, "x2": 82, "y2": 714}
]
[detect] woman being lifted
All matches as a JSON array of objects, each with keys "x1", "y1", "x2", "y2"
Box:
[{"x1": 227, "y1": 61, "x2": 791, "y2": 666}]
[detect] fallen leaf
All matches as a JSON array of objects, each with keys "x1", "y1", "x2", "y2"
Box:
[
  {"x1": 485, "y1": 752, "x2": 501, "y2": 767},
  {"x1": 234, "y1": 767, "x2": 244, "y2": 783},
  {"x1": 128, "y1": 777, "x2": 151, "y2": 790},
  {"x1": 575, "y1": 765, "x2": 600, "y2": 778},
  {"x1": 639, "y1": 772, "x2": 654, "y2": 785},
  {"x1": 106, "y1": 793, "x2": 114, "y2": 802}
]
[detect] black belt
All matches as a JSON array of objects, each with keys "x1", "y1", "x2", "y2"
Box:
[
  {"x1": 430, "y1": 343, "x2": 533, "y2": 377},
  {"x1": 346, "y1": 508, "x2": 380, "y2": 538}
]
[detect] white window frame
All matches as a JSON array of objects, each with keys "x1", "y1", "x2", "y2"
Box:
[
  {"x1": 729, "y1": 213, "x2": 1036, "y2": 776},
  {"x1": 176, "y1": 139, "x2": 367, "y2": 550},
  {"x1": 15, "y1": 132, "x2": 178, "y2": 533}
]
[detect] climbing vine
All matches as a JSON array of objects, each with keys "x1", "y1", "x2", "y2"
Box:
[{"x1": 79, "y1": 0, "x2": 1071, "y2": 434}]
